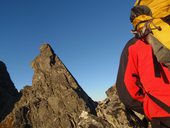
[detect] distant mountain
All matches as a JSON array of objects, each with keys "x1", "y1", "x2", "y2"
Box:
[{"x1": 0, "y1": 44, "x2": 145, "y2": 128}]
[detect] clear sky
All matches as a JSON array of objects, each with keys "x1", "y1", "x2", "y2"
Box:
[{"x1": 0, "y1": 0, "x2": 136, "y2": 101}]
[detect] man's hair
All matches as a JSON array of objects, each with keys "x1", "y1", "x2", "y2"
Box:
[{"x1": 130, "y1": 5, "x2": 152, "y2": 23}]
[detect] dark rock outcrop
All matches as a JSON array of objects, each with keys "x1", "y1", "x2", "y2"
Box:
[
  {"x1": 0, "y1": 61, "x2": 19, "y2": 122},
  {"x1": 0, "y1": 44, "x2": 146, "y2": 128}
]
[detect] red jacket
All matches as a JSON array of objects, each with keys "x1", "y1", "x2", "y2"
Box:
[{"x1": 116, "y1": 38, "x2": 170, "y2": 120}]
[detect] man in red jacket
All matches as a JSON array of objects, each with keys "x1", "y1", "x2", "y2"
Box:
[{"x1": 116, "y1": 6, "x2": 170, "y2": 128}]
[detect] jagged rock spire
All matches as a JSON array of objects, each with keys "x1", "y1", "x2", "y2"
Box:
[
  {"x1": 0, "y1": 44, "x2": 98, "y2": 128},
  {"x1": 32, "y1": 44, "x2": 56, "y2": 72}
]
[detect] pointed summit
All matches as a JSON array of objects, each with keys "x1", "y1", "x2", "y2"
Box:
[
  {"x1": 39, "y1": 44, "x2": 56, "y2": 62},
  {"x1": 32, "y1": 43, "x2": 56, "y2": 72},
  {"x1": 31, "y1": 43, "x2": 97, "y2": 111},
  {"x1": 40, "y1": 43, "x2": 54, "y2": 54}
]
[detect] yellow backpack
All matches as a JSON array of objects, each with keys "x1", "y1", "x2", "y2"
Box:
[{"x1": 131, "y1": 0, "x2": 170, "y2": 69}]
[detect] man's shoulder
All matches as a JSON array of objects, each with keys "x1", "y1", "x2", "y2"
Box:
[
  {"x1": 125, "y1": 37, "x2": 138, "y2": 48},
  {"x1": 122, "y1": 37, "x2": 138, "y2": 53},
  {"x1": 124, "y1": 37, "x2": 148, "y2": 51},
  {"x1": 122, "y1": 37, "x2": 152, "y2": 59}
]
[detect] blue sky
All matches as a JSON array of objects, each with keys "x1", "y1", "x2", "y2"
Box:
[{"x1": 0, "y1": 0, "x2": 136, "y2": 101}]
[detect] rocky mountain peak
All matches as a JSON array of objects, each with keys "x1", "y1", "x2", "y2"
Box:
[
  {"x1": 32, "y1": 43, "x2": 56, "y2": 73},
  {"x1": 40, "y1": 43, "x2": 54, "y2": 54}
]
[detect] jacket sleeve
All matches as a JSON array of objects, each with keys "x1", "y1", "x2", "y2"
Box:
[{"x1": 116, "y1": 38, "x2": 144, "y2": 114}]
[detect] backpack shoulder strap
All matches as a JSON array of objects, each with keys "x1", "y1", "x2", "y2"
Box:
[{"x1": 147, "y1": 92, "x2": 170, "y2": 114}]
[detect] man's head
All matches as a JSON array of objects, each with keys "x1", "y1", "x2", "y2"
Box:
[{"x1": 130, "y1": 5, "x2": 152, "y2": 23}]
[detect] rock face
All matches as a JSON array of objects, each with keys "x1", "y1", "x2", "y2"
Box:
[
  {"x1": 0, "y1": 61, "x2": 19, "y2": 122},
  {"x1": 96, "y1": 86, "x2": 147, "y2": 128},
  {"x1": 0, "y1": 44, "x2": 146, "y2": 128},
  {"x1": 96, "y1": 86, "x2": 131, "y2": 128}
]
